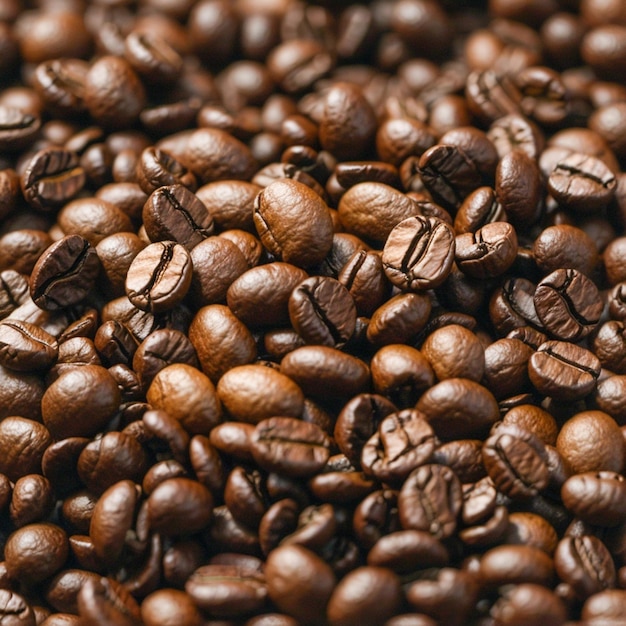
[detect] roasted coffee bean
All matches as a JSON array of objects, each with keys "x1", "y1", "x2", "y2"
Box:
[
  {"x1": 382, "y1": 216, "x2": 455, "y2": 291},
  {"x1": 0, "y1": 105, "x2": 41, "y2": 152},
  {"x1": 5, "y1": 522, "x2": 69, "y2": 586},
  {"x1": 326, "y1": 566, "x2": 402, "y2": 626},
  {"x1": 29, "y1": 235, "x2": 100, "y2": 311},
  {"x1": 398, "y1": 464, "x2": 462, "y2": 540},
  {"x1": 418, "y1": 144, "x2": 481, "y2": 210},
  {"x1": 125, "y1": 241, "x2": 192, "y2": 313},
  {"x1": 251, "y1": 417, "x2": 331, "y2": 478},
  {"x1": 489, "y1": 277, "x2": 543, "y2": 336},
  {"x1": 416, "y1": 378, "x2": 500, "y2": 441},
  {"x1": 532, "y1": 224, "x2": 599, "y2": 277},
  {"x1": 534, "y1": 269, "x2": 603, "y2": 342},
  {"x1": 0, "y1": 319, "x2": 58, "y2": 371},
  {"x1": 465, "y1": 69, "x2": 523, "y2": 124},
  {"x1": 289, "y1": 276, "x2": 356, "y2": 348},
  {"x1": 554, "y1": 535, "x2": 616, "y2": 600},
  {"x1": 253, "y1": 178, "x2": 333, "y2": 268},
  {"x1": 142, "y1": 185, "x2": 213, "y2": 250},
  {"x1": 367, "y1": 292, "x2": 432, "y2": 347},
  {"x1": 361, "y1": 409, "x2": 436, "y2": 484},
  {"x1": 548, "y1": 152, "x2": 617, "y2": 212},
  {"x1": 488, "y1": 113, "x2": 545, "y2": 160},
  {"x1": 482, "y1": 426, "x2": 549, "y2": 500},
  {"x1": 528, "y1": 340, "x2": 601, "y2": 401},
  {"x1": 77, "y1": 577, "x2": 142, "y2": 626},
  {"x1": 185, "y1": 564, "x2": 267, "y2": 618},
  {"x1": 217, "y1": 363, "x2": 304, "y2": 424},
  {"x1": 455, "y1": 222, "x2": 518, "y2": 279},
  {"x1": 479, "y1": 544, "x2": 554, "y2": 588},
  {"x1": 561, "y1": 471, "x2": 626, "y2": 526},
  {"x1": 338, "y1": 182, "x2": 421, "y2": 244}
]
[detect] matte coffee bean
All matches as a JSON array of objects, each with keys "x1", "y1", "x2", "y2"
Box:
[
  {"x1": 382, "y1": 215, "x2": 455, "y2": 291},
  {"x1": 29, "y1": 235, "x2": 100, "y2": 311}
]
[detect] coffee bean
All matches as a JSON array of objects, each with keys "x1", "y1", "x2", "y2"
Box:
[
  {"x1": 361, "y1": 409, "x2": 436, "y2": 484},
  {"x1": 125, "y1": 241, "x2": 192, "y2": 313},
  {"x1": 289, "y1": 276, "x2": 356, "y2": 348},
  {"x1": 528, "y1": 340, "x2": 601, "y2": 401},
  {"x1": 0, "y1": 319, "x2": 58, "y2": 371},
  {"x1": 455, "y1": 222, "x2": 518, "y2": 279},
  {"x1": 251, "y1": 417, "x2": 331, "y2": 478},
  {"x1": 382, "y1": 215, "x2": 455, "y2": 291},
  {"x1": 548, "y1": 151, "x2": 617, "y2": 212},
  {"x1": 29, "y1": 235, "x2": 100, "y2": 312},
  {"x1": 398, "y1": 464, "x2": 462, "y2": 540},
  {"x1": 0, "y1": 106, "x2": 41, "y2": 152},
  {"x1": 561, "y1": 471, "x2": 626, "y2": 526},
  {"x1": 253, "y1": 178, "x2": 333, "y2": 268}
]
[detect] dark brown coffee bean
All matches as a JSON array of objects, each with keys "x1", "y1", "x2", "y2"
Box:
[
  {"x1": 0, "y1": 319, "x2": 58, "y2": 371},
  {"x1": 20, "y1": 148, "x2": 85, "y2": 211},
  {"x1": 140, "y1": 588, "x2": 203, "y2": 626},
  {"x1": 465, "y1": 69, "x2": 523, "y2": 124},
  {"x1": 265, "y1": 545, "x2": 335, "y2": 624},
  {"x1": 326, "y1": 566, "x2": 402, "y2": 626},
  {"x1": 281, "y1": 345, "x2": 370, "y2": 401},
  {"x1": 124, "y1": 31, "x2": 183, "y2": 85},
  {"x1": 367, "y1": 292, "x2": 432, "y2": 347},
  {"x1": 482, "y1": 426, "x2": 549, "y2": 500},
  {"x1": 382, "y1": 216, "x2": 455, "y2": 291},
  {"x1": 184, "y1": 127, "x2": 258, "y2": 184},
  {"x1": 29, "y1": 235, "x2": 100, "y2": 312},
  {"x1": 490, "y1": 584, "x2": 567, "y2": 625},
  {"x1": 0, "y1": 105, "x2": 41, "y2": 152},
  {"x1": 147, "y1": 477, "x2": 213, "y2": 535},
  {"x1": 142, "y1": 185, "x2": 213, "y2": 251},
  {"x1": 289, "y1": 276, "x2": 356, "y2": 348},
  {"x1": 534, "y1": 269, "x2": 603, "y2": 341},
  {"x1": 416, "y1": 378, "x2": 500, "y2": 440},
  {"x1": 561, "y1": 471, "x2": 626, "y2": 526},
  {"x1": 185, "y1": 564, "x2": 267, "y2": 618},
  {"x1": 533, "y1": 224, "x2": 599, "y2": 277},
  {"x1": 455, "y1": 222, "x2": 518, "y2": 279},
  {"x1": 454, "y1": 187, "x2": 506, "y2": 235},
  {"x1": 398, "y1": 464, "x2": 462, "y2": 539},
  {"x1": 136, "y1": 148, "x2": 196, "y2": 195},
  {"x1": 488, "y1": 113, "x2": 545, "y2": 160},
  {"x1": 227, "y1": 262, "x2": 308, "y2": 328},
  {"x1": 361, "y1": 409, "x2": 436, "y2": 484},
  {"x1": 479, "y1": 544, "x2": 554, "y2": 588},
  {"x1": 89, "y1": 480, "x2": 138, "y2": 568},
  {"x1": 555, "y1": 535, "x2": 616, "y2": 601},
  {"x1": 77, "y1": 577, "x2": 142, "y2": 626},
  {"x1": 418, "y1": 144, "x2": 481, "y2": 210},
  {"x1": 548, "y1": 151, "x2": 616, "y2": 212},
  {"x1": 5, "y1": 522, "x2": 68, "y2": 586},
  {"x1": 528, "y1": 340, "x2": 601, "y2": 401},
  {"x1": 85, "y1": 56, "x2": 146, "y2": 129},
  {"x1": 0, "y1": 589, "x2": 36, "y2": 626},
  {"x1": 251, "y1": 417, "x2": 331, "y2": 478}
]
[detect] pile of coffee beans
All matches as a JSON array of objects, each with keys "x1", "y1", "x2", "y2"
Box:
[{"x1": 1, "y1": 0, "x2": 626, "y2": 624}]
